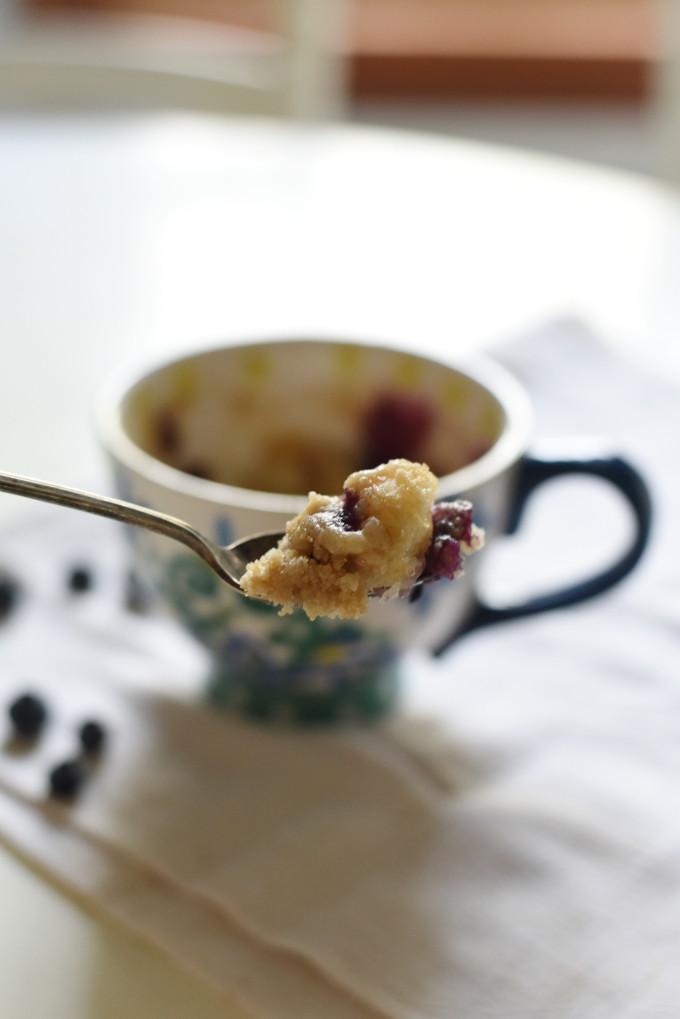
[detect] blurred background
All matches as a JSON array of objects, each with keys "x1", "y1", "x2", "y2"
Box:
[{"x1": 0, "y1": 0, "x2": 675, "y2": 179}]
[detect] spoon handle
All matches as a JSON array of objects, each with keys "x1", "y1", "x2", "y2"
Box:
[{"x1": 0, "y1": 469, "x2": 221, "y2": 573}]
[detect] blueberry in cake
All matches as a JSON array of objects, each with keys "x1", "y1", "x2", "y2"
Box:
[{"x1": 240, "y1": 459, "x2": 484, "y2": 620}]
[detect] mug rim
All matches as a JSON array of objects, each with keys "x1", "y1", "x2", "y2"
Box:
[{"x1": 94, "y1": 336, "x2": 534, "y2": 512}]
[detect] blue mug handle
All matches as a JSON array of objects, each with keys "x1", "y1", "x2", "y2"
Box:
[{"x1": 439, "y1": 444, "x2": 652, "y2": 647}]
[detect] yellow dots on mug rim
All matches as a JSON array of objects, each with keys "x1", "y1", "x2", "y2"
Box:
[
  {"x1": 241, "y1": 350, "x2": 272, "y2": 386},
  {"x1": 391, "y1": 353, "x2": 424, "y2": 388}
]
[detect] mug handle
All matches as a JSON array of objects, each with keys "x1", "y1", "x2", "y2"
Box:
[{"x1": 443, "y1": 443, "x2": 652, "y2": 645}]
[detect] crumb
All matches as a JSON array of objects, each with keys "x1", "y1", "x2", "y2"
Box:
[{"x1": 241, "y1": 459, "x2": 483, "y2": 619}]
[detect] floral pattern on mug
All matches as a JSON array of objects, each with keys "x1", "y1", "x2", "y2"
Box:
[{"x1": 156, "y1": 550, "x2": 400, "y2": 721}]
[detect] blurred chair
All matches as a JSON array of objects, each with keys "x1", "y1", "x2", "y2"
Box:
[{"x1": 0, "y1": 0, "x2": 347, "y2": 118}]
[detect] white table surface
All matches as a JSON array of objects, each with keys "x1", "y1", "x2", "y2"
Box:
[{"x1": 0, "y1": 110, "x2": 679, "y2": 1017}]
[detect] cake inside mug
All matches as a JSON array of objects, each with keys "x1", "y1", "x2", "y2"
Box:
[{"x1": 240, "y1": 459, "x2": 484, "y2": 620}]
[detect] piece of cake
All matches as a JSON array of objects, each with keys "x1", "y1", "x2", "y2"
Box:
[{"x1": 240, "y1": 459, "x2": 484, "y2": 620}]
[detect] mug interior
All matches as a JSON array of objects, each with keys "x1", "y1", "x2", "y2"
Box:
[{"x1": 113, "y1": 339, "x2": 528, "y2": 501}]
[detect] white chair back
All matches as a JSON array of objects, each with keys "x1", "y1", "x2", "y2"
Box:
[{"x1": 0, "y1": 0, "x2": 347, "y2": 118}]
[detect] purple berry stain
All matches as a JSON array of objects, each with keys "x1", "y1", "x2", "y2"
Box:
[{"x1": 362, "y1": 392, "x2": 434, "y2": 467}]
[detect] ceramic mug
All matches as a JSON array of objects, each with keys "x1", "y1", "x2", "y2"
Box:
[{"x1": 96, "y1": 338, "x2": 651, "y2": 722}]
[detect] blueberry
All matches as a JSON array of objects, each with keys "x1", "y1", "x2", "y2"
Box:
[
  {"x1": 9, "y1": 692, "x2": 47, "y2": 737},
  {"x1": 0, "y1": 575, "x2": 19, "y2": 618},
  {"x1": 49, "y1": 759, "x2": 85, "y2": 799},
  {"x1": 431, "y1": 500, "x2": 473, "y2": 544},
  {"x1": 340, "y1": 486, "x2": 362, "y2": 531},
  {"x1": 79, "y1": 720, "x2": 106, "y2": 755},
  {"x1": 67, "y1": 565, "x2": 93, "y2": 593},
  {"x1": 424, "y1": 535, "x2": 463, "y2": 581}
]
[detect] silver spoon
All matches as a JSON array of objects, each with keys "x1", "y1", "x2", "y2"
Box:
[
  {"x1": 0, "y1": 470, "x2": 438, "y2": 597},
  {"x1": 0, "y1": 469, "x2": 284, "y2": 592}
]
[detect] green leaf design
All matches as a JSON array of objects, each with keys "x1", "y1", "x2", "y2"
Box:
[
  {"x1": 158, "y1": 553, "x2": 234, "y2": 639},
  {"x1": 164, "y1": 554, "x2": 220, "y2": 599}
]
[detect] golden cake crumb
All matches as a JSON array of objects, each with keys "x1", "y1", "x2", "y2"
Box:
[{"x1": 241, "y1": 458, "x2": 482, "y2": 620}]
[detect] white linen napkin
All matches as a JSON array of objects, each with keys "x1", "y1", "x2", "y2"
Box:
[{"x1": 0, "y1": 318, "x2": 678, "y2": 1019}]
